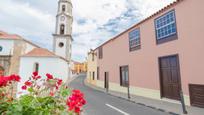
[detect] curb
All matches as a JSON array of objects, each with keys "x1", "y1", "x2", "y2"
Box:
[
  {"x1": 84, "y1": 79, "x2": 181, "y2": 115},
  {"x1": 66, "y1": 74, "x2": 81, "y2": 84}
]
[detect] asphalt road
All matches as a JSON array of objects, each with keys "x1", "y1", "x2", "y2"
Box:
[{"x1": 69, "y1": 74, "x2": 170, "y2": 115}]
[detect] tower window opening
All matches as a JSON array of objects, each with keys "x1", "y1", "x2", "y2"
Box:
[
  {"x1": 62, "y1": 5, "x2": 66, "y2": 12},
  {"x1": 59, "y1": 42, "x2": 64, "y2": 47},
  {"x1": 60, "y1": 24, "x2": 65, "y2": 34}
]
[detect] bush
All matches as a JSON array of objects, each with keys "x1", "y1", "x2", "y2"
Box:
[{"x1": 0, "y1": 72, "x2": 86, "y2": 115}]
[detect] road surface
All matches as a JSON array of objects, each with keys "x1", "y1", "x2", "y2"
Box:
[{"x1": 69, "y1": 74, "x2": 170, "y2": 115}]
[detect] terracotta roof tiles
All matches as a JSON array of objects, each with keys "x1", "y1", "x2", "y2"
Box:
[
  {"x1": 23, "y1": 48, "x2": 56, "y2": 57},
  {"x1": 0, "y1": 31, "x2": 22, "y2": 40},
  {"x1": 22, "y1": 48, "x2": 69, "y2": 62}
]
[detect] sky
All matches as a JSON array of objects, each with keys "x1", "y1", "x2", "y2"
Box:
[{"x1": 0, "y1": 0, "x2": 176, "y2": 62}]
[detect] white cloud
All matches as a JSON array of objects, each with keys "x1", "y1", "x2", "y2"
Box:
[
  {"x1": 128, "y1": 0, "x2": 176, "y2": 19},
  {"x1": 72, "y1": 0, "x2": 128, "y2": 26},
  {"x1": 0, "y1": 0, "x2": 176, "y2": 62},
  {"x1": 71, "y1": 0, "x2": 176, "y2": 62},
  {"x1": 0, "y1": 0, "x2": 55, "y2": 49}
]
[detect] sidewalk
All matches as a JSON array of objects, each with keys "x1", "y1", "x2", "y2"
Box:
[
  {"x1": 66, "y1": 74, "x2": 80, "y2": 84},
  {"x1": 84, "y1": 80, "x2": 204, "y2": 115}
]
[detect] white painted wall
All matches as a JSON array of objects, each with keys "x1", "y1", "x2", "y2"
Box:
[
  {"x1": 55, "y1": 38, "x2": 67, "y2": 58},
  {"x1": 0, "y1": 39, "x2": 14, "y2": 55},
  {"x1": 18, "y1": 56, "x2": 70, "y2": 95}
]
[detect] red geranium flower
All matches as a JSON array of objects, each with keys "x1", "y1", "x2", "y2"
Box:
[
  {"x1": 14, "y1": 75, "x2": 21, "y2": 82},
  {"x1": 46, "y1": 73, "x2": 53, "y2": 80},
  {"x1": 57, "y1": 79, "x2": 62, "y2": 85},
  {"x1": 9, "y1": 75, "x2": 21, "y2": 82},
  {"x1": 36, "y1": 76, "x2": 41, "y2": 79},
  {"x1": 56, "y1": 86, "x2": 59, "y2": 90},
  {"x1": 0, "y1": 75, "x2": 21, "y2": 87},
  {"x1": 32, "y1": 72, "x2": 40, "y2": 80},
  {"x1": 21, "y1": 85, "x2": 27, "y2": 90},
  {"x1": 81, "y1": 99, "x2": 86, "y2": 105},
  {"x1": 50, "y1": 92, "x2": 54, "y2": 96},
  {"x1": 33, "y1": 71, "x2": 38, "y2": 76},
  {"x1": 66, "y1": 89, "x2": 86, "y2": 114},
  {"x1": 74, "y1": 106, "x2": 80, "y2": 113},
  {"x1": 25, "y1": 81, "x2": 32, "y2": 86}
]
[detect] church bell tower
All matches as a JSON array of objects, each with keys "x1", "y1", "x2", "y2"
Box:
[{"x1": 53, "y1": 0, "x2": 73, "y2": 62}]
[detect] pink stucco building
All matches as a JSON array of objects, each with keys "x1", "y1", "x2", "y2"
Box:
[{"x1": 90, "y1": 0, "x2": 204, "y2": 107}]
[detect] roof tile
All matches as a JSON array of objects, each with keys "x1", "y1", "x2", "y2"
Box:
[
  {"x1": 23, "y1": 48, "x2": 56, "y2": 57},
  {"x1": 0, "y1": 31, "x2": 22, "y2": 39}
]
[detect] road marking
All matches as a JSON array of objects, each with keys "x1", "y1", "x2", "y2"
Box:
[{"x1": 106, "y1": 103, "x2": 130, "y2": 115}]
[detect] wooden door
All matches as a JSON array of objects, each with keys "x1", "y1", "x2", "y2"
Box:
[{"x1": 159, "y1": 55, "x2": 181, "y2": 100}]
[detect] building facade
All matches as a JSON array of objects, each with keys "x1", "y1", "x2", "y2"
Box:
[
  {"x1": 0, "y1": 31, "x2": 39, "y2": 77},
  {"x1": 19, "y1": 48, "x2": 70, "y2": 91},
  {"x1": 87, "y1": 49, "x2": 97, "y2": 85},
  {"x1": 87, "y1": 0, "x2": 204, "y2": 108},
  {"x1": 72, "y1": 61, "x2": 87, "y2": 74}
]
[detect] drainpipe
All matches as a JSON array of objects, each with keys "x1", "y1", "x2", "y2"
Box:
[{"x1": 180, "y1": 90, "x2": 188, "y2": 114}]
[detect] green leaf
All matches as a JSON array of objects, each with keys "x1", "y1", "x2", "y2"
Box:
[
  {"x1": 28, "y1": 87, "x2": 34, "y2": 93},
  {"x1": 0, "y1": 102, "x2": 9, "y2": 114},
  {"x1": 60, "y1": 88, "x2": 71, "y2": 97},
  {"x1": 19, "y1": 95, "x2": 34, "y2": 106}
]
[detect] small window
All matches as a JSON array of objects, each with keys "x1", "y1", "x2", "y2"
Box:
[
  {"x1": 120, "y1": 66, "x2": 129, "y2": 87},
  {"x1": 97, "y1": 67, "x2": 99, "y2": 80},
  {"x1": 34, "y1": 63, "x2": 39, "y2": 72},
  {"x1": 98, "y1": 47, "x2": 103, "y2": 59},
  {"x1": 59, "y1": 42, "x2": 64, "y2": 47},
  {"x1": 92, "y1": 53, "x2": 94, "y2": 61},
  {"x1": 60, "y1": 24, "x2": 65, "y2": 35},
  {"x1": 62, "y1": 5, "x2": 66, "y2": 12},
  {"x1": 129, "y1": 29, "x2": 141, "y2": 51},
  {"x1": 155, "y1": 10, "x2": 177, "y2": 44}
]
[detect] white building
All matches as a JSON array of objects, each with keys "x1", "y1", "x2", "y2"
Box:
[
  {"x1": 19, "y1": 48, "x2": 70, "y2": 82},
  {"x1": 0, "y1": 0, "x2": 73, "y2": 95}
]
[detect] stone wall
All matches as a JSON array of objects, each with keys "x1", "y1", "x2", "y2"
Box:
[
  {"x1": 8, "y1": 40, "x2": 25, "y2": 75},
  {"x1": 8, "y1": 40, "x2": 26, "y2": 96}
]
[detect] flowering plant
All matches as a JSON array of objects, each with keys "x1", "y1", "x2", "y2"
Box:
[
  {"x1": 0, "y1": 72, "x2": 86, "y2": 115},
  {"x1": 0, "y1": 74, "x2": 20, "y2": 101}
]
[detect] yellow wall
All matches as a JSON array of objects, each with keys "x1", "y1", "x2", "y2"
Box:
[
  {"x1": 87, "y1": 50, "x2": 97, "y2": 85},
  {"x1": 95, "y1": 80, "x2": 190, "y2": 105},
  {"x1": 72, "y1": 62, "x2": 87, "y2": 74}
]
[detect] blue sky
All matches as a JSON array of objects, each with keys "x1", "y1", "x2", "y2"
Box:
[{"x1": 0, "y1": 0, "x2": 175, "y2": 62}]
